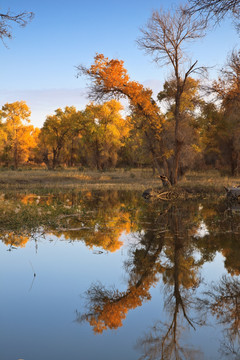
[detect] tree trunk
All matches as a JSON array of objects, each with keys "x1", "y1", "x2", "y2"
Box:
[
  {"x1": 172, "y1": 81, "x2": 182, "y2": 185},
  {"x1": 163, "y1": 159, "x2": 169, "y2": 178},
  {"x1": 152, "y1": 164, "x2": 156, "y2": 176},
  {"x1": 144, "y1": 130, "x2": 162, "y2": 176},
  {"x1": 14, "y1": 131, "x2": 19, "y2": 169},
  {"x1": 230, "y1": 150, "x2": 238, "y2": 176},
  {"x1": 14, "y1": 145, "x2": 18, "y2": 169},
  {"x1": 70, "y1": 139, "x2": 74, "y2": 167},
  {"x1": 52, "y1": 149, "x2": 57, "y2": 169},
  {"x1": 173, "y1": 139, "x2": 183, "y2": 184},
  {"x1": 43, "y1": 151, "x2": 51, "y2": 170},
  {"x1": 95, "y1": 141, "x2": 102, "y2": 171}
]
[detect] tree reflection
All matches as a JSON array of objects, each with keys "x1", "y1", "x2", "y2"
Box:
[
  {"x1": 194, "y1": 200, "x2": 240, "y2": 275},
  {"x1": 136, "y1": 205, "x2": 204, "y2": 360},
  {"x1": 199, "y1": 275, "x2": 240, "y2": 359},
  {"x1": 137, "y1": 323, "x2": 202, "y2": 360},
  {"x1": 0, "y1": 190, "x2": 140, "y2": 253},
  {"x1": 2, "y1": 232, "x2": 29, "y2": 248},
  {"x1": 76, "y1": 202, "x2": 168, "y2": 333},
  {"x1": 77, "y1": 201, "x2": 205, "y2": 350},
  {"x1": 54, "y1": 191, "x2": 138, "y2": 252},
  {"x1": 1, "y1": 190, "x2": 240, "y2": 358}
]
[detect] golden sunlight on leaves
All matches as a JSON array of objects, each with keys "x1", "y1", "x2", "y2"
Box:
[
  {"x1": 80, "y1": 54, "x2": 163, "y2": 138},
  {"x1": 0, "y1": 101, "x2": 36, "y2": 169}
]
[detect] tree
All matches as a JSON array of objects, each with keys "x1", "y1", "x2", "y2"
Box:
[
  {"x1": 0, "y1": 116, "x2": 7, "y2": 156},
  {"x1": 39, "y1": 106, "x2": 79, "y2": 169},
  {"x1": 158, "y1": 77, "x2": 203, "y2": 177},
  {"x1": 0, "y1": 101, "x2": 35, "y2": 169},
  {"x1": 78, "y1": 53, "x2": 164, "y2": 174},
  {"x1": 211, "y1": 50, "x2": 240, "y2": 175},
  {"x1": 137, "y1": 5, "x2": 206, "y2": 184},
  {"x1": 80, "y1": 100, "x2": 130, "y2": 170},
  {"x1": 0, "y1": 8, "x2": 33, "y2": 43},
  {"x1": 195, "y1": 102, "x2": 224, "y2": 169},
  {"x1": 118, "y1": 121, "x2": 153, "y2": 168},
  {"x1": 187, "y1": 0, "x2": 240, "y2": 22}
]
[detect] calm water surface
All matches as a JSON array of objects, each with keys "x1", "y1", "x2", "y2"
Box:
[{"x1": 0, "y1": 190, "x2": 239, "y2": 360}]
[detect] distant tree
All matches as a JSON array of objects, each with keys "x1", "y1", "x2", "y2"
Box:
[
  {"x1": 0, "y1": 116, "x2": 7, "y2": 156},
  {"x1": 28, "y1": 127, "x2": 40, "y2": 164},
  {"x1": 137, "y1": 5, "x2": 206, "y2": 184},
  {"x1": 118, "y1": 120, "x2": 153, "y2": 169},
  {"x1": 0, "y1": 101, "x2": 36, "y2": 168},
  {"x1": 39, "y1": 106, "x2": 79, "y2": 169},
  {"x1": 212, "y1": 50, "x2": 240, "y2": 175},
  {"x1": 0, "y1": 8, "x2": 33, "y2": 43},
  {"x1": 80, "y1": 100, "x2": 130, "y2": 170},
  {"x1": 195, "y1": 102, "x2": 224, "y2": 168}
]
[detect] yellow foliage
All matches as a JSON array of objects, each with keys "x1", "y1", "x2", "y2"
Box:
[
  {"x1": 0, "y1": 101, "x2": 37, "y2": 167},
  {"x1": 3, "y1": 232, "x2": 29, "y2": 247}
]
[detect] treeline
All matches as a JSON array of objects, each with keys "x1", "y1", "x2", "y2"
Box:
[
  {"x1": 0, "y1": 100, "x2": 131, "y2": 170},
  {"x1": 0, "y1": 55, "x2": 239, "y2": 176}
]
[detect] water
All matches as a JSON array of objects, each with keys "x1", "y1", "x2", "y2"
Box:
[{"x1": 0, "y1": 190, "x2": 239, "y2": 360}]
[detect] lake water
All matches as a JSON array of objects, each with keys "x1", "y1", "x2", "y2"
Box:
[{"x1": 0, "y1": 190, "x2": 239, "y2": 360}]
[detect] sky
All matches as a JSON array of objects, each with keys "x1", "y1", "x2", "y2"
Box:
[{"x1": 0, "y1": 0, "x2": 239, "y2": 127}]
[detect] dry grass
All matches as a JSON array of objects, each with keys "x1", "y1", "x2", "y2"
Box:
[
  {"x1": 180, "y1": 170, "x2": 240, "y2": 193},
  {"x1": 0, "y1": 168, "x2": 239, "y2": 193},
  {"x1": 0, "y1": 168, "x2": 160, "y2": 191}
]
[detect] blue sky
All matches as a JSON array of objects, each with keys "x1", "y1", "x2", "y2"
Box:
[{"x1": 0, "y1": 0, "x2": 239, "y2": 127}]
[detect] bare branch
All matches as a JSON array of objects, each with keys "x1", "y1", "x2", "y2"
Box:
[
  {"x1": 137, "y1": 5, "x2": 206, "y2": 72},
  {"x1": 0, "y1": 9, "x2": 34, "y2": 43},
  {"x1": 186, "y1": 0, "x2": 240, "y2": 22}
]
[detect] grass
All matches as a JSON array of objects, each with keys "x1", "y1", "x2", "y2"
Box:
[
  {"x1": 0, "y1": 168, "x2": 161, "y2": 191},
  {"x1": 0, "y1": 168, "x2": 239, "y2": 193},
  {"x1": 178, "y1": 170, "x2": 240, "y2": 194}
]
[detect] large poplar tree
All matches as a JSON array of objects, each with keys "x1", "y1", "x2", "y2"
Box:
[{"x1": 137, "y1": 5, "x2": 206, "y2": 184}]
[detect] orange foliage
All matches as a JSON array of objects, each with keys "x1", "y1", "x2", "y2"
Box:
[
  {"x1": 82, "y1": 54, "x2": 163, "y2": 137},
  {"x1": 86, "y1": 277, "x2": 154, "y2": 333},
  {"x1": 0, "y1": 101, "x2": 37, "y2": 168},
  {"x1": 3, "y1": 232, "x2": 29, "y2": 247}
]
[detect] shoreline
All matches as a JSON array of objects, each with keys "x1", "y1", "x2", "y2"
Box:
[{"x1": 0, "y1": 169, "x2": 238, "y2": 195}]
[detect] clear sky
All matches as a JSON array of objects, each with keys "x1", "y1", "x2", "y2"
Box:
[{"x1": 0, "y1": 0, "x2": 239, "y2": 127}]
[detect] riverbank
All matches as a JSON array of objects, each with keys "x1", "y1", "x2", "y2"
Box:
[{"x1": 0, "y1": 168, "x2": 239, "y2": 194}]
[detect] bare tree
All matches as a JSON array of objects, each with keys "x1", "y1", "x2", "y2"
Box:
[
  {"x1": 187, "y1": 0, "x2": 240, "y2": 21},
  {"x1": 0, "y1": 8, "x2": 34, "y2": 44},
  {"x1": 137, "y1": 5, "x2": 206, "y2": 184}
]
